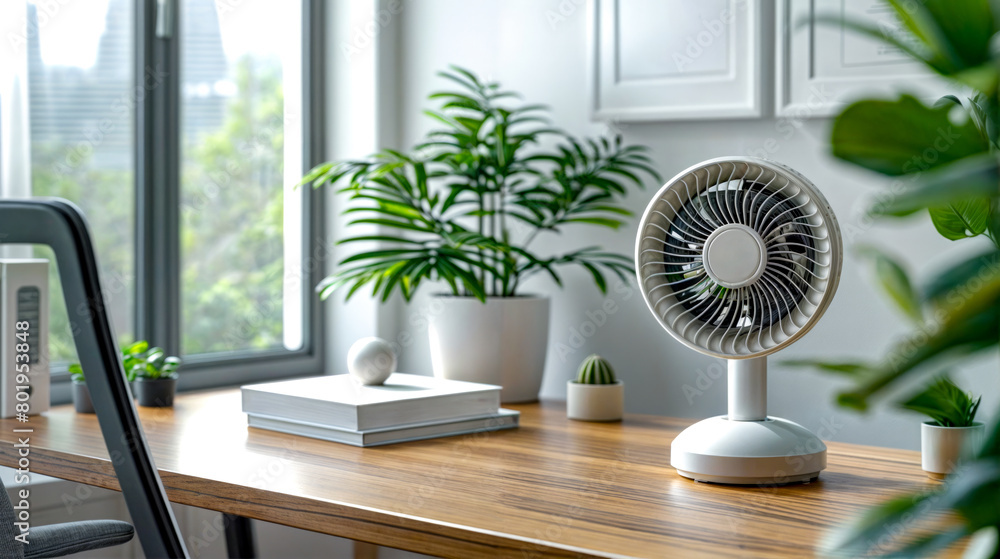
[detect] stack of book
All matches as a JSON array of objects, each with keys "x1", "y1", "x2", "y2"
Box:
[{"x1": 241, "y1": 373, "x2": 518, "y2": 447}]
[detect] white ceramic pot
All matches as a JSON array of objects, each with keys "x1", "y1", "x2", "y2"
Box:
[
  {"x1": 921, "y1": 422, "x2": 985, "y2": 479},
  {"x1": 428, "y1": 296, "x2": 550, "y2": 403},
  {"x1": 566, "y1": 381, "x2": 624, "y2": 422}
]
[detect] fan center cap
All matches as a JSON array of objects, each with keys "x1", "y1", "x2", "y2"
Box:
[{"x1": 702, "y1": 224, "x2": 767, "y2": 288}]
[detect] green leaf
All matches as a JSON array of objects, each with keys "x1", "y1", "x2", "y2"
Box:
[
  {"x1": 563, "y1": 217, "x2": 624, "y2": 229},
  {"x1": 127, "y1": 364, "x2": 143, "y2": 382},
  {"x1": 898, "y1": 374, "x2": 981, "y2": 426},
  {"x1": 814, "y1": 0, "x2": 997, "y2": 83},
  {"x1": 822, "y1": 492, "x2": 934, "y2": 556},
  {"x1": 811, "y1": 15, "x2": 946, "y2": 74},
  {"x1": 781, "y1": 359, "x2": 873, "y2": 377},
  {"x1": 586, "y1": 205, "x2": 633, "y2": 216},
  {"x1": 928, "y1": 198, "x2": 991, "y2": 240},
  {"x1": 443, "y1": 65, "x2": 482, "y2": 89},
  {"x1": 936, "y1": 94, "x2": 963, "y2": 108},
  {"x1": 868, "y1": 154, "x2": 1000, "y2": 217},
  {"x1": 580, "y1": 262, "x2": 607, "y2": 293},
  {"x1": 825, "y1": 455, "x2": 1000, "y2": 557},
  {"x1": 413, "y1": 161, "x2": 429, "y2": 199},
  {"x1": 968, "y1": 92, "x2": 1000, "y2": 147},
  {"x1": 836, "y1": 266, "x2": 1000, "y2": 410},
  {"x1": 831, "y1": 95, "x2": 988, "y2": 176},
  {"x1": 437, "y1": 259, "x2": 486, "y2": 301},
  {"x1": 123, "y1": 340, "x2": 148, "y2": 356},
  {"x1": 905, "y1": 0, "x2": 994, "y2": 72},
  {"x1": 878, "y1": 1, "x2": 960, "y2": 70},
  {"x1": 989, "y1": 203, "x2": 1000, "y2": 245},
  {"x1": 346, "y1": 218, "x2": 436, "y2": 233},
  {"x1": 856, "y1": 245, "x2": 923, "y2": 322},
  {"x1": 336, "y1": 235, "x2": 426, "y2": 246},
  {"x1": 339, "y1": 249, "x2": 424, "y2": 265},
  {"x1": 944, "y1": 458, "x2": 1000, "y2": 529},
  {"x1": 299, "y1": 162, "x2": 334, "y2": 186},
  {"x1": 923, "y1": 250, "x2": 1000, "y2": 302},
  {"x1": 379, "y1": 260, "x2": 410, "y2": 302},
  {"x1": 980, "y1": 414, "x2": 1000, "y2": 459}
]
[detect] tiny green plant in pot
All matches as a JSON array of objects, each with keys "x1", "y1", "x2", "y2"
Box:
[
  {"x1": 303, "y1": 67, "x2": 658, "y2": 403},
  {"x1": 128, "y1": 342, "x2": 182, "y2": 408},
  {"x1": 901, "y1": 375, "x2": 984, "y2": 480},
  {"x1": 567, "y1": 355, "x2": 623, "y2": 422},
  {"x1": 70, "y1": 341, "x2": 182, "y2": 411}
]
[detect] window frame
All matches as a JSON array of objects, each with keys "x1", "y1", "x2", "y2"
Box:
[{"x1": 126, "y1": 0, "x2": 325, "y2": 391}]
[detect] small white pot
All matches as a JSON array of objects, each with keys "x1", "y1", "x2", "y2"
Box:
[
  {"x1": 921, "y1": 422, "x2": 985, "y2": 479},
  {"x1": 566, "y1": 381, "x2": 624, "y2": 422},
  {"x1": 428, "y1": 296, "x2": 549, "y2": 403}
]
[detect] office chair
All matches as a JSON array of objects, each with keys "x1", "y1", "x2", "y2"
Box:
[
  {"x1": 0, "y1": 476, "x2": 134, "y2": 558},
  {"x1": 0, "y1": 199, "x2": 188, "y2": 558}
]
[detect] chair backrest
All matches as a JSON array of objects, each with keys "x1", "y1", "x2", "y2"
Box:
[{"x1": 0, "y1": 199, "x2": 188, "y2": 558}]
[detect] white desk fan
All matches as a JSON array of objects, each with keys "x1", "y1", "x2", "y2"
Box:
[{"x1": 635, "y1": 157, "x2": 843, "y2": 485}]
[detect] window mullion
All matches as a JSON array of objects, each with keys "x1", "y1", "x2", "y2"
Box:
[
  {"x1": 303, "y1": 0, "x2": 326, "y2": 355},
  {"x1": 135, "y1": 0, "x2": 181, "y2": 355}
]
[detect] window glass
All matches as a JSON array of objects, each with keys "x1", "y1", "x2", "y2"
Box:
[
  {"x1": 179, "y1": 0, "x2": 304, "y2": 355},
  {"x1": 27, "y1": 0, "x2": 136, "y2": 362}
]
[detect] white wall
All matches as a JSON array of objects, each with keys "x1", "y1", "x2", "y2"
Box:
[{"x1": 370, "y1": 0, "x2": 999, "y2": 451}]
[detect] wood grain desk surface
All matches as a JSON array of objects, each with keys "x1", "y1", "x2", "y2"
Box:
[{"x1": 0, "y1": 390, "x2": 948, "y2": 558}]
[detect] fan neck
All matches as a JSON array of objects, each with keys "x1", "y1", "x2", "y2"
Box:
[{"x1": 728, "y1": 357, "x2": 767, "y2": 421}]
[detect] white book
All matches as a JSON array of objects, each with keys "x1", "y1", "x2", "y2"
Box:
[
  {"x1": 241, "y1": 373, "x2": 501, "y2": 431},
  {"x1": 247, "y1": 409, "x2": 519, "y2": 447}
]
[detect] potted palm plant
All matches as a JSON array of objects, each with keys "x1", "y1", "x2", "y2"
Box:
[
  {"x1": 303, "y1": 67, "x2": 658, "y2": 402},
  {"x1": 900, "y1": 375, "x2": 984, "y2": 479}
]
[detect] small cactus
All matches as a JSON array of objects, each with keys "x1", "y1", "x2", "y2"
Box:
[{"x1": 576, "y1": 354, "x2": 617, "y2": 384}]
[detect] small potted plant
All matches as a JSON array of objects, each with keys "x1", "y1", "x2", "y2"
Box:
[
  {"x1": 69, "y1": 340, "x2": 182, "y2": 411},
  {"x1": 69, "y1": 363, "x2": 94, "y2": 414},
  {"x1": 567, "y1": 354, "x2": 624, "y2": 422},
  {"x1": 128, "y1": 342, "x2": 182, "y2": 408},
  {"x1": 900, "y1": 375, "x2": 984, "y2": 480}
]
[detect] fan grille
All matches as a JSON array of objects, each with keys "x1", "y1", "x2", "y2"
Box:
[{"x1": 635, "y1": 157, "x2": 842, "y2": 358}]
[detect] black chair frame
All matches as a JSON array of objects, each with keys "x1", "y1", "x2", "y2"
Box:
[{"x1": 0, "y1": 199, "x2": 188, "y2": 558}]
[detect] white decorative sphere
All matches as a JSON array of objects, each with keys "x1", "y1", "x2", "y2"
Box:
[{"x1": 347, "y1": 337, "x2": 397, "y2": 385}]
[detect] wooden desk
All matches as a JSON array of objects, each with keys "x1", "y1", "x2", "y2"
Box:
[{"x1": 0, "y1": 390, "x2": 947, "y2": 558}]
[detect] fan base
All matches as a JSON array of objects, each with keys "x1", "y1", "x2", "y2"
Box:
[
  {"x1": 675, "y1": 470, "x2": 819, "y2": 485},
  {"x1": 670, "y1": 415, "x2": 826, "y2": 486}
]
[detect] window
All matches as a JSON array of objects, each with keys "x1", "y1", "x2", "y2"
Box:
[{"x1": 4, "y1": 0, "x2": 324, "y2": 387}]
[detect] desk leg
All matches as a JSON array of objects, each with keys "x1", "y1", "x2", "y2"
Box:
[
  {"x1": 353, "y1": 541, "x2": 379, "y2": 559},
  {"x1": 224, "y1": 514, "x2": 257, "y2": 558}
]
